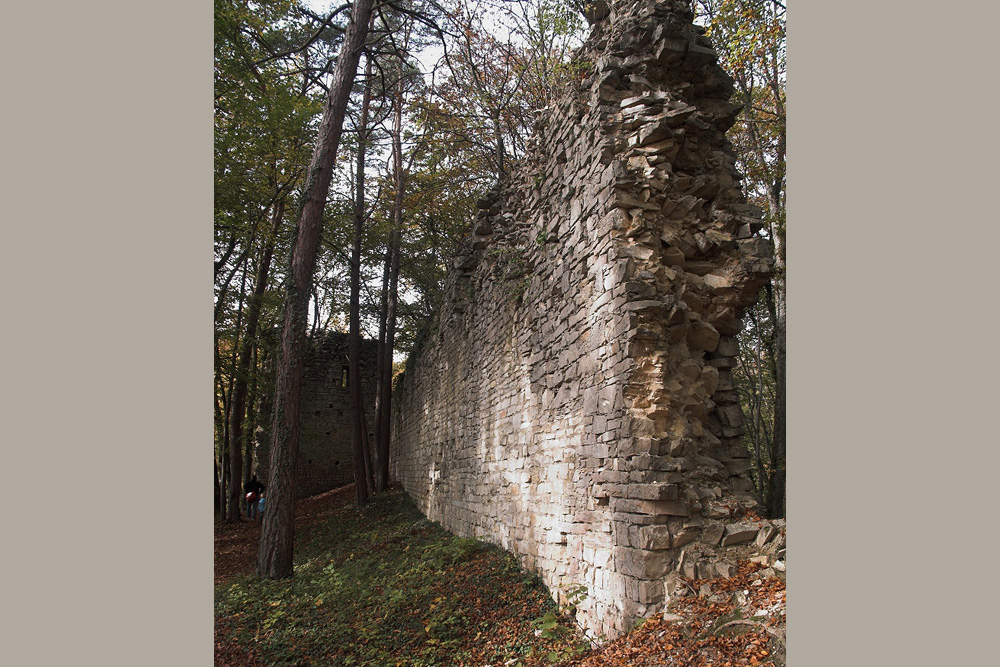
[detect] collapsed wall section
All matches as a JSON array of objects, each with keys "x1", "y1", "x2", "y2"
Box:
[{"x1": 391, "y1": 0, "x2": 774, "y2": 639}]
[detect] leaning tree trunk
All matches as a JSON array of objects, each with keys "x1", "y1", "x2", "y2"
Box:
[{"x1": 257, "y1": 0, "x2": 377, "y2": 580}]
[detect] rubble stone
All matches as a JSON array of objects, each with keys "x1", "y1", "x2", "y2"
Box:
[{"x1": 721, "y1": 523, "x2": 759, "y2": 547}]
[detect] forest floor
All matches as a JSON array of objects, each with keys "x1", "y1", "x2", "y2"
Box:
[{"x1": 215, "y1": 486, "x2": 785, "y2": 667}]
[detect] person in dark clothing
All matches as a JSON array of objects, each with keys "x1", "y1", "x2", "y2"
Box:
[{"x1": 244, "y1": 475, "x2": 265, "y2": 520}]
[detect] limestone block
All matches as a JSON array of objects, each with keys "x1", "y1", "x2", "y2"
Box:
[
  {"x1": 702, "y1": 273, "x2": 731, "y2": 290},
  {"x1": 721, "y1": 523, "x2": 759, "y2": 547},
  {"x1": 592, "y1": 546, "x2": 613, "y2": 568},
  {"x1": 723, "y1": 457, "x2": 752, "y2": 475},
  {"x1": 654, "y1": 36, "x2": 690, "y2": 65},
  {"x1": 755, "y1": 524, "x2": 777, "y2": 548},
  {"x1": 707, "y1": 356, "x2": 735, "y2": 369},
  {"x1": 717, "y1": 403, "x2": 742, "y2": 427},
  {"x1": 616, "y1": 546, "x2": 673, "y2": 580},
  {"x1": 671, "y1": 526, "x2": 699, "y2": 549},
  {"x1": 687, "y1": 319, "x2": 720, "y2": 352},
  {"x1": 696, "y1": 562, "x2": 716, "y2": 579},
  {"x1": 637, "y1": 579, "x2": 665, "y2": 605},
  {"x1": 730, "y1": 477, "x2": 755, "y2": 494},
  {"x1": 763, "y1": 532, "x2": 786, "y2": 555},
  {"x1": 632, "y1": 524, "x2": 672, "y2": 550},
  {"x1": 623, "y1": 483, "x2": 680, "y2": 501},
  {"x1": 612, "y1": 497, "x2": 691, "y2": 517},
  {"x1": 714, "y1": 561, "x2": 736, "y2": 578},
  {"x1": 620, "y1": 599, "x2": 651, "y2": 621}
]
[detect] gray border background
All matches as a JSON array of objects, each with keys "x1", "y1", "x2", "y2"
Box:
[
  {"x1": 4, "y1": 1, "x2": 998, "y2": 665},
  {"x1": 5, "y1": 1, "x2": 213, "y2": 664}
]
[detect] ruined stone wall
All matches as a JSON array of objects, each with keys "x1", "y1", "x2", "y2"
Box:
[
  {"x1": 258, "y1": 332, "x2": 379, "y2": 500},
  {"x1": 391, "y1": 0, "x2": 775, "y2": 639}
]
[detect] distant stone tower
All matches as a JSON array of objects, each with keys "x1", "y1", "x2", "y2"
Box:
[{"x1": 257, "y1": 332, "x2": 379, "y2": 499}]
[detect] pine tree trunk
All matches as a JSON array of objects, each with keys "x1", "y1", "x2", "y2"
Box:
[
  {"x1": 359, "y1": 399, "x2": 376, "y2": 496},
  {"x1": 372, "y1": 246, "x2": 390, "y2": 489},
  {"x1": 765, "y1": 276, "x2": 786, "y2": 518},
  {"x1": 228, "y1": 200, "x2": 284, "y2": 522},
  {"x1": 215, "y1": 461, "x2": 222, "y2": 516},
  {"x1": 215, "y1": 390, "x2": 228, "y2": 518},
  {"x1": 245, "y1": 342, "x2": 260, "y2": 482},
  {"x1": 376, "y1": 74, "x2": 405, "y2": 491},
  {"x1": 226, "y1": 257, "x2": 251, "y2": 522},
  {"x1": 376, "y1": 224, "x2": 401, "y2": 488},
  {"x1": 349, "y1": 56, "x2": 374, "y2": 507},
  {"x1": 257, "y1": 0, "x2": 376, "y2": 579}
]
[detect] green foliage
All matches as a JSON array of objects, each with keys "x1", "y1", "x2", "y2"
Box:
[
  {"x1": 535, "y1": 226, "x2": 556, "y2": 245},
  {"x1": 528, "y1": 584, "x2": 590, "y2": 662},
  {"x1": 486, "y1": 245, "x2": 532, "y2": 304},
  {"x1": 733, "y1": 292, "x2": 780, "y2": 508},
  {"x1": 216, "y1": 490, "x2": 582, "y2": 667},
  {"x1": 515, "y1": 0, "x2": 589, "y2": 103},
  {"x1": 696, "y1": 0, "x2": 785, "y2": 245},
  {"x1": 421, "y1": 536, "x2": 486, "y2": 568},
  {"x1": 214, "y1": 0, "x2": 337, "y2": 474},
  {"x1": 390, "y1": 124, "x2": 485, "y2": 344},
  {"x1": 416, "y1": 0, "x2": 587, "y2": 178}
]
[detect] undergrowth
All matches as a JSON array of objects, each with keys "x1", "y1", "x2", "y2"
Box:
[{"x1": 215, "y1": 489, "x2": 587, "y2": 667}]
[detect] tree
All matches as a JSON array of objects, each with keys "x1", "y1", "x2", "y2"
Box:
[
  {"x1": 695, "y1": 0, "x2": 785, "y2": 516},
  {"x1": 423, "y1": 0, "x2": 536, "y2": 176},
  {"x1": 348, "y1": 55, "x2": 377, "y2": 504},
  {"x1": 257, "y1": 0, "x2": 378, "y2": 579},
  {"x1": 215, "y1": 0, "x2": 327, "y2": 521},
  {"x1": 226, "y1": 201, "x2": 285, "y2": 522},
  {"x1": 374, "y1": 59, "x2": 408, "y2": 492}
]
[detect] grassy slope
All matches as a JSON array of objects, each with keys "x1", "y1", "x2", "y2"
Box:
[
  {"x1": 215, "y1": 488, "x2": 586, "y2": 667},
  {"x1": 215, "y1": 487, "x2": 785, "y2": 667}
]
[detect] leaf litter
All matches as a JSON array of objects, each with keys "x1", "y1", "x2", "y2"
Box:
[{"x1": 215, "y1": 486, "x2": 785, "y2": 667}]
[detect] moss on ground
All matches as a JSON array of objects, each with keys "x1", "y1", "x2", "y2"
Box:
[{"x1": 215, "y1": 488, "x2": 586, "y2": 667}]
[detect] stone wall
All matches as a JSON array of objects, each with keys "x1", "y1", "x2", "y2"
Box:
[
  {"x1": 391, "y1": 0, "x2": 775, "y2": 639},
  {"x1": 257, "y1": 332, "x2": 379, "y2": 500}
]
